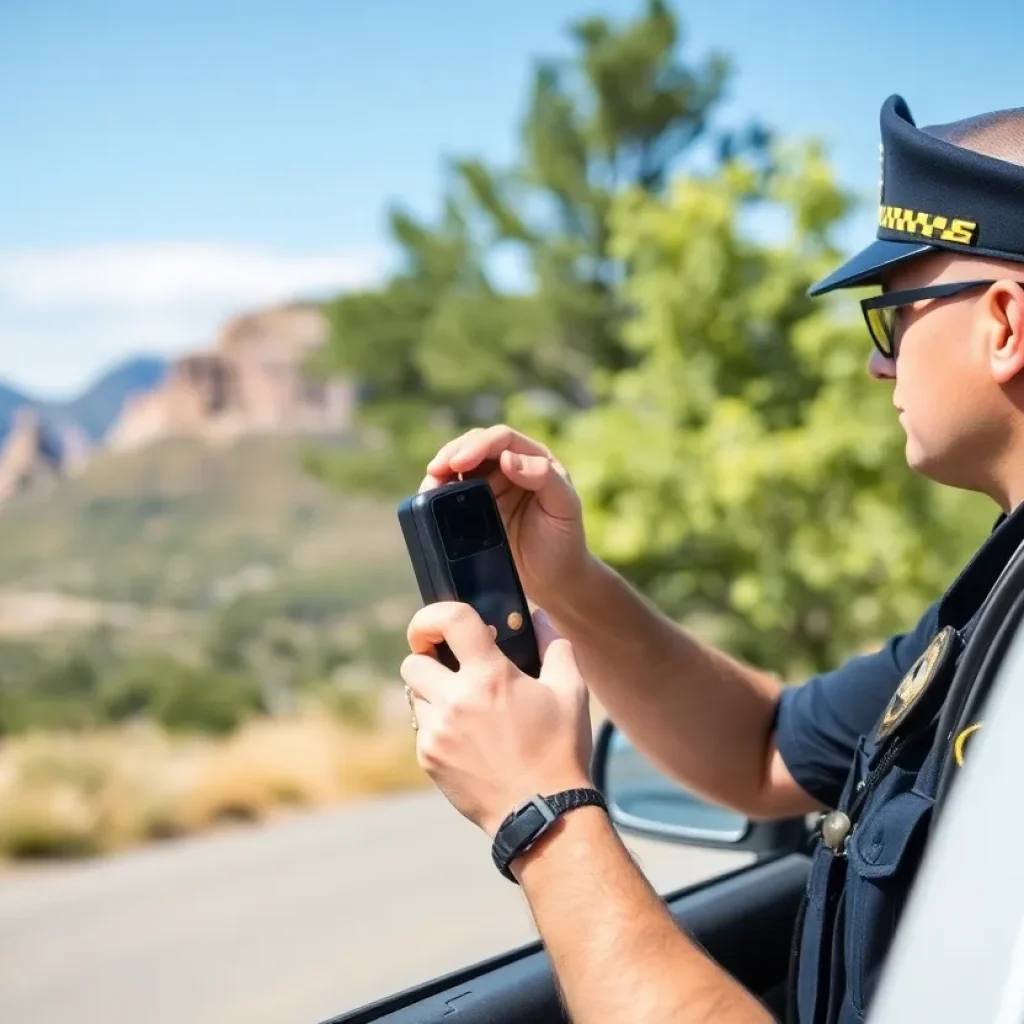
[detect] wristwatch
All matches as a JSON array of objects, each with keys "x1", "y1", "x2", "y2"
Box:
[{"x1": 490, "y1": 787, "x2": 608, "y2": 883}]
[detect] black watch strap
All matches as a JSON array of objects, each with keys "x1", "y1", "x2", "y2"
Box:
[{"x1": 490, "y1": 787, "x2": 608, "y2": 883}]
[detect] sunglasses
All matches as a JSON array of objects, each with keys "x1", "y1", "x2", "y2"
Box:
[{"x1": 860, "y1": 279, "x2": 1024, "y2": 359}]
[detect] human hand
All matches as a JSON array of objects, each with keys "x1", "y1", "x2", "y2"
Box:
[
  {"x1": 420, "y1": 424, "x2": 588, "y2": 608},
  {"x1": 401, "y1": 601, "x2": 593, "y2": 838}
]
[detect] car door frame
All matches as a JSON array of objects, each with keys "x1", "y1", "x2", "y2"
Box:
[{"x1": 326, "y1": 727, "x2": 815, "y2": 1024}]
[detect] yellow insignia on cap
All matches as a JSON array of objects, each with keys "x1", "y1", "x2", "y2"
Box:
[
  {"x1": 878, "y1": 205, "x2": 978, "y2": 245},
  {"x1": 877, "y1": 626, "x2": 957, "y2": 742}
]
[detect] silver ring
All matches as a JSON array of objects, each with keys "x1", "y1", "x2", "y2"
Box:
[{"x1": 404, "y1": 685, "x2": 418, "y2": 731}]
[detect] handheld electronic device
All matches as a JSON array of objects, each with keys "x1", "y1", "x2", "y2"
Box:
[{"x1": 397, "y1": 476, "x2": 541, "y2": 677}]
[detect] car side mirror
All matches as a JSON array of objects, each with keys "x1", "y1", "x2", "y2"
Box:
[{"x1": 591, "y1": 719, "x2": 811, "y2": 858}]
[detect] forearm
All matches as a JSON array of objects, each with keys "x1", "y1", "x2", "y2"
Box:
[
  {"x1": 545, "y1": 556, "x2": 787, "y2": 818},
  {"x1": 513, "y1": 806, "x2": 773, "y2": 1024}
]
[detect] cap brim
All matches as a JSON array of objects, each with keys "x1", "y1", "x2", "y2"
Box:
[{"x1": 808, "y1": 239, "x2": 934, "y2": 297}]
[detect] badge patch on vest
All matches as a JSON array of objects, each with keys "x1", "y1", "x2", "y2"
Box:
[{"x1": 877, "y1": 625, "x2": 958, "y2": 743}]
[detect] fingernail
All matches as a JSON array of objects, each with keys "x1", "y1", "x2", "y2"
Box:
[{"x1": 512, "y1": 454, "x2": 524, "y2": 471}]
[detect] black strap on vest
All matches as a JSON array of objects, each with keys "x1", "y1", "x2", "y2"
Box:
[{"x1": 933, "y1": 536, "x2": 1024, "y2": 818}]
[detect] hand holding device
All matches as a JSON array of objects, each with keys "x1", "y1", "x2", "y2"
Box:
[
  {"x1": 420, "y1": 425, "x2": 588, "y2": 610},
  {"x1": 398, "y1": 476, "x2": 541, "y2": 677}
]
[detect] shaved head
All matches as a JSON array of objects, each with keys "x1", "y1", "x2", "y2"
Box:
[{"x1": 923, "y1": 106, "x2": 1024, "y2": 166}]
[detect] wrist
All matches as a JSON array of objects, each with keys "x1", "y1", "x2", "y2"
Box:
[
  {"x1": 489, "y1": 781, "x2": 605, "y2": 882},
  {"x1": 510, "y1": 803, "x2": 612, "y2": 885},
  {"x1": 537, "y1": 551, "x2": 606, "y2": 622},
  {"x1": 484, "y1": 774, "x2": 593, "y2": 837}
]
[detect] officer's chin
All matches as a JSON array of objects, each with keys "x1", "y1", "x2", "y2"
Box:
[
  {"x1": 903, "y1": 438, "x2": 972, "y2": 492},
  {"x1": 902, "y1": 429, "x2": 938, "y2": 478}
]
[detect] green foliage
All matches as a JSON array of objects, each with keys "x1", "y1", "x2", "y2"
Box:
[
  {"x1": 311, "y1": 0, "x2": 997, "y2": 678},
  {"x1": 319, "y1": 685, "x2": 380, "y2": 731},
  {"x1": 357, "y1": 625, "x2": 412, "y2": 677},
  {"x1": 0, "y1": 642, "x2": 264, "y2": 737},
  {"x1": 100, "y1": 657, "x2": 263, "y2": 735},
  {"x1": 0, "y1": 430, "x2": 422, "y2": 735},
  {"x1": 512, "y1": 149, "x2": 994, "y2": 675},
  {"x1": 0, "y1": 642, "x2": 103, "y2": 733},
  {"x1": 0, "y1": 435, "x2": 407, "y2": 609}
]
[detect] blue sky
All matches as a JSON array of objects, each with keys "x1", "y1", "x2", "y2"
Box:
[{"x1": 0, "y1": 0, "x2": 1018, "y2": 397}]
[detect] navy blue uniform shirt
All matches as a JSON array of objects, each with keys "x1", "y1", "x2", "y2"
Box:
[{"x1": 774, "y1": 500, "x2": 1024, "y2": 1022}]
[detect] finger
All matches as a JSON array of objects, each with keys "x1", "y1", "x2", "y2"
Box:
[
  {"x1": 407, "y1": 601, "x2": 502, "y2": 668},
  {"x1": 401, "y1": 652, "x2": 452, "y2": 706},
  {"x1": 426, "y1": 428, "x2": 488, "y2": 479},
  {"x1": 451, "y1": 425, "x2": 552, "y2": 471},
  {"x1": 498, "y1": 450, "x2": 580, "y2": 521},
  {"x1": 439, "y1": 424, "x2": 553, "y2": 478},
  {"x1": 420, "y1": 460, "x2": 501, "y2": 495},
  {"x1": 532, "y1": 607, "x2": 561, "y2": 657},
  {"x1": 533, "y1": 608, "x2": 583, "y2": 691}
]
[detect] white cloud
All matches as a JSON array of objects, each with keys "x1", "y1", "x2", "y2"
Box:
[
  {"x1": 0, "y1": 242, "x2": 387, "y2": 309},
  {"x1": 0, "y1": 242, "x2": 388, "y2": 397}
]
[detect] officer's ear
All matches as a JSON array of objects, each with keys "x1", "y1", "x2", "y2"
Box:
[{"x1": 983, "y1": 280, "x2": 1024, "y2": 386}]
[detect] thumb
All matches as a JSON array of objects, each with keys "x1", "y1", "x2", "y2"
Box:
[{"x1": 534, "y1": 608, "x2": 582, "y2": 688}]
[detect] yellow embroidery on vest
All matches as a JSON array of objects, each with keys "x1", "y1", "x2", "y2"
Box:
[{"x1": 953, "y1": 721, "x2": 983, "y2": 767}]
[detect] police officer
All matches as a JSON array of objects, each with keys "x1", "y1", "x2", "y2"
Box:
[{"x1": 400, "y1": 93, "x2": 1024, "y2": 1024}]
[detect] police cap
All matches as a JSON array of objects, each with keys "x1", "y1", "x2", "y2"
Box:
[{"x1": 809, "y1": 94, "x2": 1024, "y2": 297}]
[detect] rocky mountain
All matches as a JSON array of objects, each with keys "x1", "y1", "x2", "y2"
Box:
[
  {"x1": 0, "y1": 357, "x2": 167, "y2": 508},
  {"x1": 0, "y1": 357, "x2": 167, "y2": 450},
  {"x1": 0, "y1": 408, "x2": 66, "y2": 507},
  {"x1": 109, "y1": 303, "x2": 354, "y2": 451},
  {"x1": 59, "y1": 356, "x2": 167, "y2": 441},
  {"x1": 0, "y1": 382, "x2": 35, "y2": 443},
  {"x1": 0, "y1": 300, "x2": 358, "y2": 510}
]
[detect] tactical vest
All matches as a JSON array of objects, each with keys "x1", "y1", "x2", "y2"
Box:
[{"x1": 786, "y1": 539, "x2": 1024, "y2": 1023}]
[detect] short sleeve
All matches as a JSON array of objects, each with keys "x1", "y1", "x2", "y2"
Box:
[{"x1": 773, "y1": 600, "x2": 942, "y2": 809}]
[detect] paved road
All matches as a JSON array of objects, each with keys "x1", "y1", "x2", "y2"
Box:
[{"x1": 0, "y1": 791, "x2": 752, "y2": 1024}]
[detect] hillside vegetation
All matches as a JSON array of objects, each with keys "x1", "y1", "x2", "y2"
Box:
[
  {"x1": 0, "y1": 434, "x2": 426, "y2": 859},
  {"x1": 0, "y1": 435, "x2": 420, "y2": 737},
  {"x1": 0, "y1": 434, "x2": 409, "y2": 610}
]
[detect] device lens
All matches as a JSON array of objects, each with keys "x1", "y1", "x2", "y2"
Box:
[{"x1": 433, "y1": 486, "x2": 503, "y2": 560}]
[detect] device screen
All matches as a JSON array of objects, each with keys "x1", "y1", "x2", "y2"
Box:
[{"x1": 432, "y1": 486, "x2": 503, "y2": 561}]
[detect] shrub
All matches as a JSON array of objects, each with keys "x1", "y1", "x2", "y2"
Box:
[{"x1": 99, "y1": 657, "x2": 263, "y2": 735}]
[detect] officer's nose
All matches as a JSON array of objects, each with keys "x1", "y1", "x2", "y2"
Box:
[{"x1": 868, "y1": 348, "x2": 896, "y2": 380}]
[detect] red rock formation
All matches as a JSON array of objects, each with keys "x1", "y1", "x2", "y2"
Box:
[
  {"x1": 0, "y1": 408, "x2": 63, "y2": 506},
  {"x1": 109, "y1": 303, "x2": 355, "y2": 451}
]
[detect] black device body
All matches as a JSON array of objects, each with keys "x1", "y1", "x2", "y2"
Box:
[{"x1": 397, "y1": 477, "x2": 541, "y2": 678}]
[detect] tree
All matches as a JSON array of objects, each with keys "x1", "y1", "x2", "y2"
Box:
[
  {"x1": 508, "y1": 146, "x2": 993, "y2": 676},
  {"x1": 310, "y1": 1, "x2": 995, "y2": 676}
]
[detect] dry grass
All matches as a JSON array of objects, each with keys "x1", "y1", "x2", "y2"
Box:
[{"x1": 0, "y1": 709, "x2": 429, "y2": 862}]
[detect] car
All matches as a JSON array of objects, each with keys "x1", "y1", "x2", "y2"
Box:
[{"x1": 325, "y1": 579, "x2": 1024, "y2": 1024}]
